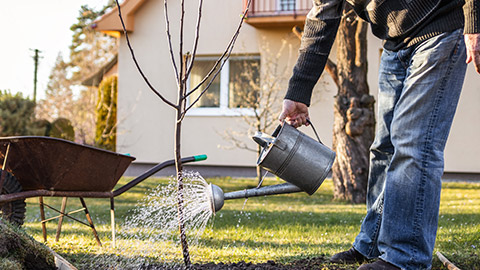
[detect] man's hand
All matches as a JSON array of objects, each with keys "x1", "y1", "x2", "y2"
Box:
[
  {"x1": 465, "y1": 33, "x2": 480, "y2": 74},
  {"x1": 278, "y1": 99, "x2": 309, "y2": 128}
]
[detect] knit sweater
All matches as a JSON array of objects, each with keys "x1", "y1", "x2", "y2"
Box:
[{"x1": 285, "y1": 0, "x2": 480, "y2": 106}]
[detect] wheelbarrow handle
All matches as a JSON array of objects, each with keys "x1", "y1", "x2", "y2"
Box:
[{"x1": 112, "y1": 155, "x2": 207, "y2": 197}]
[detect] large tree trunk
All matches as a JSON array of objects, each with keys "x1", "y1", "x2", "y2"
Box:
[{"x1": 332, "y1": 7, "x2": 375, "y2": 204}]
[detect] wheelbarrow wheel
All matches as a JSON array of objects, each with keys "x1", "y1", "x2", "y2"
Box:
[{"x1": 0, "y1": 169, "x2": 27, "y2": 226}]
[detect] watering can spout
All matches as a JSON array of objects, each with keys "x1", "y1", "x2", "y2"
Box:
[
  {"x1": 208, "y1": 182, "x2": 302, "y2": 213},
  {"x1": 252, "y1": 131, "x2": 275, "y2": 148}
]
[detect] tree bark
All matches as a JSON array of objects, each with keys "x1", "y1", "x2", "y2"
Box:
[
  {"x1": 175, "y1": 56, "x2": 190, "y2": 266},
  {"x1": 332, "y1": 7, "x2": 375, "y2": 203}
]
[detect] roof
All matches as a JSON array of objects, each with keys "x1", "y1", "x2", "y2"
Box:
[
  {"x1": 92, "y1": 0, "x2": 148, "y2": 37},
  {"x1": 81, "y1": 54, "x2": 118, "y2": 87}
]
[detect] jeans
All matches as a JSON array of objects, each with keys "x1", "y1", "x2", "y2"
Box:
[{"x1": 352, "y1": 29, "x2": 467, "y2": 270}]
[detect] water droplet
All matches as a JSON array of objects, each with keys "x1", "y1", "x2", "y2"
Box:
[{"x1": 95, "y1": 171, "x2": 214, "y2": 268}]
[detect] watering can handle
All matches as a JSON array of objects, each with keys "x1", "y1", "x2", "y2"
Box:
[
  {"x1": 306, "y1": 119, "x2": 324, "y2": 145},
  {"x1": 277, "y1": 119, "x2": 324, "y2": 145}
]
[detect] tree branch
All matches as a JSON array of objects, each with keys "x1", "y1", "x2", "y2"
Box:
[
  {"x1": 164, "y1": 0, "x2": 180, "y2": 86},
  {"x1": 355, "y1": 18, "x2": 368, "y2": 68},
  {"x1": 325, "y1": 58, "x2": 339, "y2": 87},
  {"x1": 218, "y1": 128, "x2": 257, "y2": 153},
  {"x1": 114, "y1": 0, "x2": 176, "y2": 108},
  {"x1": 179, "y1": 0, "x2": 185, "y2": 87},
  {"x1": 185, "y1": 0, "x2": 204, "y2": 79},
  {"x1": 181, "y1": 0, "x2": 252, "y2": 115}
]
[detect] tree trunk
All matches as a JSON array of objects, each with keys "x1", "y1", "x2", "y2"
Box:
[
  {"x1": 332, "y1": 7, "x2": 375, "y2": 204},
  {"x1": 175, "y1": 57, "x2": 190, "y2": 266},
  {"x1": 174, "y1": 117, "x2": 190, "y2": 266}
]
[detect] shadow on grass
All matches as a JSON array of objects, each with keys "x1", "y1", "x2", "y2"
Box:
[
  {"x1": 210, "y1": 208, "x2": 364, "y2": 230},
  {"x1": 56, "y1": 248, "x2": 360, "y2": 270}
]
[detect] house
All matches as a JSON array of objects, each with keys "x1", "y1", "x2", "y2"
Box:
[{"x1": 93, "y1": 0, "x2": 480, "y2": 179}]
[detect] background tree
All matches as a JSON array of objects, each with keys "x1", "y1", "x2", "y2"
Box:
[
  {"x1": 95, "y1": 75, "x2": 117, "y2": 151},
  {"x1": 0, "y1": 90, "x2": 36, "y2": 136},
  {"x1": 220, "y1": 39, "x2": 293, "y2": 182},
  {"x1": 36, "y1": 53, "x2": 74, "y2": 122},
  {"x1": 72, "y1": 86, "x2": 98, "y2": 144},
  {"x1": 36, "y1": 1, "x2": 117, "y2": 144},
  {"x1": 332, "y1": 7, "x2": 375, "y2": 204},
  {"x1": 69, "y1": 2, "x2": 117, "y2": 83},
  {"x1": 35, "y1": 52, "x2": 92, "y2": 143},
  {"x1": 70, "y1": 2, "x2": 117, "y2": 144},
  {"x1": 295, "y1": 4, "x2": 375, "y2": 204}
]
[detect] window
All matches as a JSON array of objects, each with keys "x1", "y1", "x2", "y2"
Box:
[
  {"x1": 188, "y1": 55, "x2": 260, "y2": 115},
  {"x1": 189, "y1": 59, "x2": 221, "y2": 108},
  {"x1": 279, "y1": 0, "x2": 296, "y2": 11}
]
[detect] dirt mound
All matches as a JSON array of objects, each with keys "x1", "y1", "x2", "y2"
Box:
[
  {"x1": 189, "y1": 257, "x2": 352, "y2": 269},
  {"x1": 0, "y1": 218, "x2": 57, "y2": 270}
]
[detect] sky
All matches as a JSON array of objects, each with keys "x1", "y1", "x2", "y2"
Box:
[{"x1": 0, "y1": 0, "x2": 112, "y2": 100}]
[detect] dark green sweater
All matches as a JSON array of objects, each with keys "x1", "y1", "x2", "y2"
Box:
[{"x1": 285, "y1": 0, "x2": 480, "y2": 106}]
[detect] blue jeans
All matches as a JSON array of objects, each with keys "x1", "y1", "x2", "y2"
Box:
[{"x1": 352, "y1": 29, "x2": 467, "y2": 270}]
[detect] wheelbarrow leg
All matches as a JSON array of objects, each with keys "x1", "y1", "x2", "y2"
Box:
[
  {"x1": 110, "y1": 197, "x2": 116, "y2": 248},
  {"x1": 79, "y1": 197, "x2": 102, "y2": 247},
  {"x1": 0, "y1": 143, "x2": 11, "y2": 192},
  {"x1": 55, "y1": 197, "x2": 68, "y2": 242},
  {"x1": 39, "y1": 196, "x2": 47, "y2": 242}
]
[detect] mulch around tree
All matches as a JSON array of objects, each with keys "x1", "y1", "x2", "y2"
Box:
[
  {"x1": 191, "y1": 257, "x2": 353, "y2": 269},
  {"x1": 141, "y1": 256, "x2": 356, "y2": 269}
]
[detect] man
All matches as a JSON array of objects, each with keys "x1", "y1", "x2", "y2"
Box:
[{"x1": 279, "y1": 0, "x2": 480, "y2": 269}]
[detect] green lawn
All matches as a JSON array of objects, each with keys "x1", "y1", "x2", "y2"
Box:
[{"x1": 22, "y1": 177, "x2": 480, "y2": 269}]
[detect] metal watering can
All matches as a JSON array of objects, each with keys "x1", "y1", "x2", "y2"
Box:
[{"x1": 208, "y1": 120, "x2": 336, "y2": 213}]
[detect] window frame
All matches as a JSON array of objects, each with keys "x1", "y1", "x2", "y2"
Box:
[
  {"x1": 277, "y1": 0, "x2": 297, "y2": 12},
  {"x1": 186, "y1": 55, "x2": 260, "y2": 117}
]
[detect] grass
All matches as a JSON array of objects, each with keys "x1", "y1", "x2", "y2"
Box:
[{"x1": 22, "y1": 177, "x2": 480, "y2": 269}]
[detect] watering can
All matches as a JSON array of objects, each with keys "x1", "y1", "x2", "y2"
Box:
[{"x1": 208, "y1": 121, "x2": 336, "y2": 213}]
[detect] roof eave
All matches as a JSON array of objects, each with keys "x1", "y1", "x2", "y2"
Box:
[{"x1": 92, "y1": 0, "x2": 148, "y2": 35}]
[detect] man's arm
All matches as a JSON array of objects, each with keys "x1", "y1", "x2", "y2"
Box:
[
  {"x1": 280, "y1": 0, "x2": 344, "y2": 126},
  {"x1": 284, "y1": 0, "x2": 344, "y2": 107}
]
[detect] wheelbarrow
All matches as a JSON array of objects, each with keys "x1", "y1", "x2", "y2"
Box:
[{"x1": 0, "y1": 136, "x2": 207, "y2": 247}]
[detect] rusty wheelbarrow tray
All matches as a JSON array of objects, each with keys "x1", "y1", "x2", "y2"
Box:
[{"x1": 0, "y1": 136, "x2": 207, "y2": 246}]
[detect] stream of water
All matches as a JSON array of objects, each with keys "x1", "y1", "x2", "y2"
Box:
[{"x1": 97, "y1": 171, "x2": 214, "y2": 269}]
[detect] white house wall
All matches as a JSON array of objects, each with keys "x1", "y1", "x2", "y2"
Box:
[
  {"x1": 444, "y1": 64, "x2": 480, "y2": 173},
  {"x1": 116, "y1": 0, "x2": 480, "y2": 173}
]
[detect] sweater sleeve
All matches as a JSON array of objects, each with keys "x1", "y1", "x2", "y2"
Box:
[
  {"x1": 464, "y1": 0, "x2": 480, "y2": 34},
  {"x1": 285, "y1": 0, "x2": 344, "y2": 106}
]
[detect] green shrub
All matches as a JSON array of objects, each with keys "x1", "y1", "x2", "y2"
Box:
[
  {"x1": 29, "y1": 119, "x2": 52, "y2": 136},
  {"x1": 95, "y1": 75, "x2": 117, "y2": 151},
  {"x1": 0, "y1": 90, "x2": 36, "y2": 136},
  {"x1": 50, "y1": 118, "x2": 75, "y2": 141}
]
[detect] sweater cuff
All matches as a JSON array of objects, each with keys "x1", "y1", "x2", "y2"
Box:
[{"x1": 464, "y1": 0, "x2": 480, "y2": 34}]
